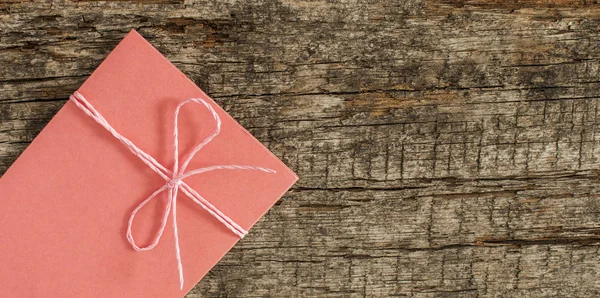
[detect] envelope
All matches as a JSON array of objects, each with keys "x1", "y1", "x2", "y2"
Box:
[{"x1": 0, "y1": 30, "x2": 297, "y2": 297}]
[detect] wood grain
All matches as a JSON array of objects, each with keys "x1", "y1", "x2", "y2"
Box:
[{"x1": 3, "y1": 0, "x2": 600, "y2": 296}]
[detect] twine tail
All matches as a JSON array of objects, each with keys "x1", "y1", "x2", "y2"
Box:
[{"x1": 171, "y1": 187, "x2": 185, "y2": 290}]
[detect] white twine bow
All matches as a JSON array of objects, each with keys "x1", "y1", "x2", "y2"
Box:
[{"x1": 69, "y1": 91, "x2": 276, "y2": 290}]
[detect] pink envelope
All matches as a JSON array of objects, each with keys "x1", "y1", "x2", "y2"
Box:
[{"x1": 0, "y1": 30, "x2": 297, "y2": 297}]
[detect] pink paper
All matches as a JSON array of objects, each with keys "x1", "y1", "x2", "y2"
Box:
[{"x1": 0, "y1": 30, "x2": 297, "y2": 297}]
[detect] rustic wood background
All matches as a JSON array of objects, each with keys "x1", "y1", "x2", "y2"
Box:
[{"x1": 3, "y1": 0, "x2": 600, "y2": 297}]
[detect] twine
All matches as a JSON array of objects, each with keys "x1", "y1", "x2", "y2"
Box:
[{"x1": 69, "y1": 91, "x2": 275, "y2": 290}]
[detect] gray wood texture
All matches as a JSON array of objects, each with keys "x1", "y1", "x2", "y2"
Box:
[{"x1": 2, "y1": 0, "x2": 600, "y2": 297}]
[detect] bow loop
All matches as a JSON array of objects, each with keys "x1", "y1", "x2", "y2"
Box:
[
  {"x1": 173, "y1": 98, "x2": 222, "y2": 177},
  {"x1": 126, "y1": 184, "x2": 172, "y2": 252}
]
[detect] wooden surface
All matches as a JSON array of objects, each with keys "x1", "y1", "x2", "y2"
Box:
[{"x1": 3, "y1": 0, "x2": 600, "y2": 297}]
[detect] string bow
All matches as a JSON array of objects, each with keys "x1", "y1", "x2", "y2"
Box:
[{"x1": 69, "y1": 91, "x2": 275, "y2": 290}]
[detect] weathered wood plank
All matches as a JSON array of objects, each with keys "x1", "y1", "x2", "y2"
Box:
[{"x1": 2, "y1": 0, "x2": 600, "y2": 297}]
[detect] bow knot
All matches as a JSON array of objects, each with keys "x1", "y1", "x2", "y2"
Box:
[
  {"x1": 69, "y1": 91, "x2": 276, "y2": 291},
  {"x1": 167, "y1": 177, "x2": 183, "y2": 189}
]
